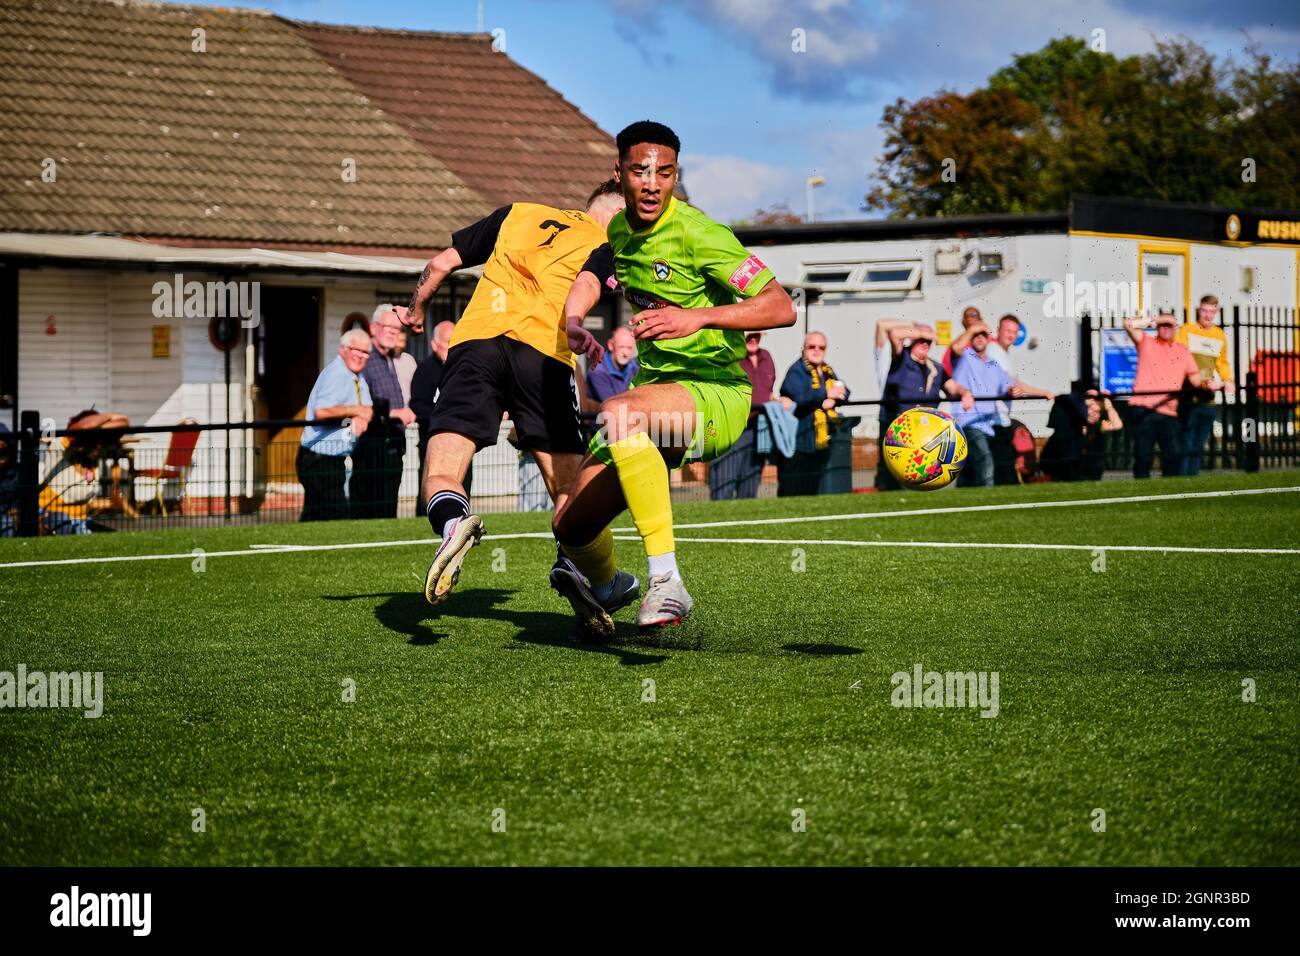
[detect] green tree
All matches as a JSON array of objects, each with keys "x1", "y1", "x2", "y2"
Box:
[{"x1": 866, "y1": 37, "x2": 1297, "y2": 217}]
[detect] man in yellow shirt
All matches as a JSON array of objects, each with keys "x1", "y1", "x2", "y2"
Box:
[
  {"x1": 1175, "y1": 294, "x2": 1235, "y2": 475},
  {"x1": 396, "y1": 180, "x2": 627, "y2": 606}
]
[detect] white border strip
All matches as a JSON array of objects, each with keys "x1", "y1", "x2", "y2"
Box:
[
  {"x1": 638, "y1": 536, "x2": 1300, "y2": 556},
  {"x1": 611, "y1": 485, "x2": 1300, "y2": 533}
]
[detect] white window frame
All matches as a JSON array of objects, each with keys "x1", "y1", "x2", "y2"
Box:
[{"x1": 799, "y1": 259, "x2": 923, "y2": 294}]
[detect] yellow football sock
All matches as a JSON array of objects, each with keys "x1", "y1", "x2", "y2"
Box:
[
  {"x1": 609, "y1": 432, "x2": 674, "y2": 557},
  {"x1": 560, "y1": 527, "x2": 616, "y2": 587}
]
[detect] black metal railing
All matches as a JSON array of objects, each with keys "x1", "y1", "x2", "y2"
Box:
[
  {"x1": 3, "y1": 379, "x2": 1297, "y2": 536},
  {"x1": 1083, "y1": 305, "x2": 1299, "y2": 470}
]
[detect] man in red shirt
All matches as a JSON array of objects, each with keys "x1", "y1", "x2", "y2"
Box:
[{"x1": 1123, "y1": 311, "x2": 1202, "y2": 478}]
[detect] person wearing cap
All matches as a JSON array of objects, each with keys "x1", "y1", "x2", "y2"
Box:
[
  {"x1": 949, "y1": 321, "x2": 1017, "y2": 486},
  {"x1": 1123, "y1": 311, "x2": 1202, "y2": 478},
  {"x1": 940, "y1": 306, "x2": 984, "y2": 377},
  {"x1": 876, "y1": 323, "x2": 972, "y2": 490},
  {"x1": 708, "y1": 330, "x2": 776, "y2": 499}
]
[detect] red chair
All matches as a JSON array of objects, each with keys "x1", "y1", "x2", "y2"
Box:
[{"x1": 134, "y1": 421, "x2": 201, "y2": 516}]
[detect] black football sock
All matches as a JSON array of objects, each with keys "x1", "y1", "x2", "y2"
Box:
[{"x1": 427, "y1": 490, "x2": 469, "y2": 539}]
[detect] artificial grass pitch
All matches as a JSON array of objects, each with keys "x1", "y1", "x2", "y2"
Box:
[{"x1": 1, "y1": 472, "x2": 1297, "y2": 866}]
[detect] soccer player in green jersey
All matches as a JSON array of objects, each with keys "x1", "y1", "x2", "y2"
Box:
[{"x1": 550, "y1": 120, "x2": 797, "y2": 639}]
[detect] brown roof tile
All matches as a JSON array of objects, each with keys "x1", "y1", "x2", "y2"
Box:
[
  {"x1": 290, "y1": 21, "x2": 618, "y2": 211},
  {"x1": 1, "y1": 0, "x2": 618, "y2": 250}
]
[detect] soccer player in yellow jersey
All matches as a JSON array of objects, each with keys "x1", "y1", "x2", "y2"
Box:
[{"x1": 396, "y1": 180, "x2": 628, "y2": 606}]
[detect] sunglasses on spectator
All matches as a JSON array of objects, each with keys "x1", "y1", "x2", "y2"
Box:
[
  {"x1": 805, "y1": 344, "x2": 826, "y2": 351},
  {"x1": 348, "y1": 347, "x2": 372, "y2": 356}
]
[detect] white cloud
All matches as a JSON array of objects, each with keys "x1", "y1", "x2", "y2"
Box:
[
  {"x1": 682, "y1": 154, "x2": 808, "y2": 223},
  {"x1": 640, "y1": 0, "x2": 1299, "y2": 103},
  {"x1": 684, "y1": 123, "x2": 884, "y2": 223}
]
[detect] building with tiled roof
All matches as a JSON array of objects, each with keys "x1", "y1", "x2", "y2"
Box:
[
  {"x1": 0, "y1": 0, "x2": 621, "y2": 253},
  {"x1": 0, "y1": 0, "x2": 622, "y2": 500}
]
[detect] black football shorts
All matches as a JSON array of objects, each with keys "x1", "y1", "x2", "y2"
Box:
[{"x1": 428, "y1": 336, "x2": 585, "y2": 453}]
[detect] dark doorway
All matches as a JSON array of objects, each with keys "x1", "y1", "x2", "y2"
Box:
[{"x1": 254, "y1": 285, "x2": 321, "y2": 484}]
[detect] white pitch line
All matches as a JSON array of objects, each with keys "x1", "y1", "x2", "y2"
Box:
[
  {"x1": 3, "y1": 485, "x2": 1297, "y2": 571},
  {"x1": 0, "y1": 530, "x2": 556, "y2": 570},
  {"x1": 610, "y1": 484, "x2": 1300, "y2": 533},
  {"x1": 637, "y1": 536, "x2": 1300, "y2": 556}
]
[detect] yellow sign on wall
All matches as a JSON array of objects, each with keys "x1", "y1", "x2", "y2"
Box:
[
  {"x1": 152, "y1": 324, "x2": 170, "y2": 358},
  {"x1": 936, "y1": 320, "x2": 952, "y2": 346}
]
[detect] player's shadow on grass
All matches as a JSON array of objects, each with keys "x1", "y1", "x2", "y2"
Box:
[
  {"x1": 322, "y1": 588, "x2": 669, "y2": 666},
  {"x1": 781, "y1": 643, "x2": 864, "y2": 656}
]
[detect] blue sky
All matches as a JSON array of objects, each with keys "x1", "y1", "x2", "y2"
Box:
[{"x1": 194, "y1": 0, "x2": 1297, "y2": 223}]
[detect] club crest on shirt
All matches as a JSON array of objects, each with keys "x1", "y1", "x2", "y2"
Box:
[{"x1": 653, "y1": 259, "x2": 671, "y2": 282}]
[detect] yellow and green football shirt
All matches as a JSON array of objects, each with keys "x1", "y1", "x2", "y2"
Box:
[{"x1": 602, "y1": 195, "x2": 776, "y2": 386}]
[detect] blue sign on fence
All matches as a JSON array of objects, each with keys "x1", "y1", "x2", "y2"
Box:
[{"x1": 1100, "y1": 329, "x2": 1139, "y2": 394}]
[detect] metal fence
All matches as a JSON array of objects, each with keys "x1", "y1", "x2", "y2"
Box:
[
  {"x1": 0, "y1": 412, "x2": 869, "y2": 535},
  {"x1": 1083, "y1": 305, "x2": 1299, "y2": 471},
  {"x1": 3, "y1": 301, "x2": 1297, "y2": 535}
]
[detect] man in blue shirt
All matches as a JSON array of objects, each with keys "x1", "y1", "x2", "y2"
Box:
[
  {"x1": 298, "y1": 330, "x2": 374, "y2": 520},
  {"x1": 950, "y1": 324, "x2": 1017, "y2": 486},
  {"x1": 876, "y1": 323, "x2": 972, "y2": 490},
  {"x1": 586, "y1": 325, "x2": 639, "y2": 403}
]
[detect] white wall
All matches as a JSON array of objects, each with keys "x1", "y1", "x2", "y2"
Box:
[
  {"x1": 736, "y1": 232, "x2": 1298, "y2": 436},
  {"x1": 752, "y1": 234, "x2": 1072, "y2": 435},
  {"x1": 18, "y1": 268, "x2": 112, "y2": 427}
]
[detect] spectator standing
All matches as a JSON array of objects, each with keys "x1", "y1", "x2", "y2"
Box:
[
  {"x1": 1176, "y1": 294, "x2": 1234, "y2": 475},
  {"x1": 941, "y1": 306, "x2": 983, "y2": 376},
  {"x1": 392, "y1": 328, "x2": 418, "y2": 407},
  {"x1": 0, "y1": 424, "x2": 14, "y2": 536},
  {"x1": 875, "y1": 318, "x2": 923, "y2": 396},
  {"x1": 1123, "y1": 312, "x2": 1201, "y2": 478},
  {"x1": 950, "y1": 323, "x2": 1017, "y2": 486},
  {"x1": 409, "y1": 320, "x2": 458, "y2": 493},
  {"x1": 355, "y1": 304, "x2": 417, "y2": 518},
  {"x1": 586, "y1": 325, "x2": 639, "y2": 403},
  {"x1": 709, "y1": 330, "x2": 777, "y2": 500},
  {"x1": 981, "y1": 313, "x2": 1053, "y2": 482},
  {"x1": 875, "y1": 323, "x2": 971, "y2": 490},
  {"x1": 778, "y1": 331, "x2": 850, "y2": 496},
  {"x1": 297, "y1": 331, "x2": 373, "y2": 521}
]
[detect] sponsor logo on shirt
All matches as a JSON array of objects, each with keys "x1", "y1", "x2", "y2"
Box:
[
  {"x1": 625, "y1": 288, "x2": 676, "y2": 311},
  {"x1": 728, "y1": 254, "x2": 766, "y2": 291}
]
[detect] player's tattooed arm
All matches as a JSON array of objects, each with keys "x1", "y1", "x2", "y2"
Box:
[{"x1": 401, "y1": 247, "x2": 463, "y2": 332}]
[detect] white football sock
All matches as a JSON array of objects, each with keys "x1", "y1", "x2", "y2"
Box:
[{"x1": 647, "y1": 551, "x2": 679, "y2": 580}]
